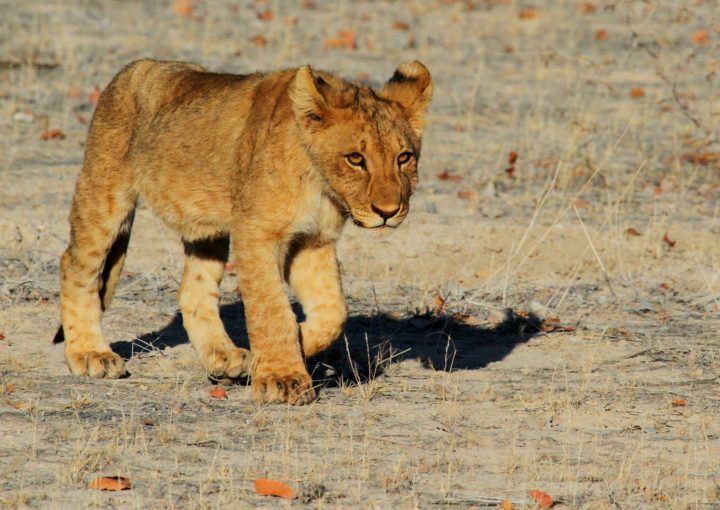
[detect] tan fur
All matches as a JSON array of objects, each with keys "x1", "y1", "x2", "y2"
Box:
[{"x1": 57, "y1": 59, "x2": 432, "y2": 404}]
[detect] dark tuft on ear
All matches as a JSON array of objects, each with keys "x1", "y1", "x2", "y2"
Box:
[{"x1": 379, "y1": 61, "x2": 433, "y2": 136}]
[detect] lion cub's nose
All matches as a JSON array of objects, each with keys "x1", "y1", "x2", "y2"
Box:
[{"x1": 371, "y1": 203, "x2": 401, "y2": 221}]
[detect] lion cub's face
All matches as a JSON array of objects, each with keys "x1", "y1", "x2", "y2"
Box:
[{"x1": 291, "y1": 62, "x2": 432, "y2": 228}]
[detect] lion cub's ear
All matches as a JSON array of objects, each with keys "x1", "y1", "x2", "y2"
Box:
[
  {"x1": 290, "y1": 65, "x2": 327, "y2": 129},
  {"x1": 379, "y1": 61, "x2": 433, "y2": 137}
]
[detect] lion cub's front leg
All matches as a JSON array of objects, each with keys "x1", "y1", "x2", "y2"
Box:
[
  {"x1": 234, "y1": 236, "x2": 315, "y2": 405},
  {"x1": 179, "y1": 238, "x2": 252, "y2": 380},
  {"x1": 288, "y1": 243, "x2": 347, "y2": 358}
]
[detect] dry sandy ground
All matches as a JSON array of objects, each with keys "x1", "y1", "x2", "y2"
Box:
[{"x1": 1, "y1": 1, "x2": 719, "y2": 508}]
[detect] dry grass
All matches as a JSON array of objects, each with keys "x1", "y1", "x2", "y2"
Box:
[{"x1": 1, "y1": 0, "x2": 719, "y2": 508}]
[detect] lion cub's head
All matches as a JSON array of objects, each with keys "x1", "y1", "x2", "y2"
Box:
[{"x1": 290, "y1": 61, "x2": 432, "y2": 228}]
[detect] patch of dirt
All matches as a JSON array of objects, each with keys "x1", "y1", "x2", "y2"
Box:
[{"x1": 1, "y1": 1, "x2": 719, "y2": 508}]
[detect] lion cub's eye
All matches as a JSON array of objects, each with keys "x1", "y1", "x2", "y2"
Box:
[
  {"x1": 397, "y1": 152, "x2": 414, "y2": 165},
  {"x1": 345, "y1": 152, "x2": 365, "y2": 167}
]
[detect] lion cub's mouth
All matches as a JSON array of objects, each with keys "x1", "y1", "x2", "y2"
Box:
[{"x1": 350, "y1": 211, "x2": 406, "y2": 229}]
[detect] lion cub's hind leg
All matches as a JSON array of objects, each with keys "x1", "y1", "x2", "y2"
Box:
[
  {"x1": 179, "y1": 237, "x2": 252, "y2": 380},
  {"x1": 288, "y1": 243, "x2": 348, "y2": 358},
  {"x1": 59, "y1": 183, "x2": 136, "y2": 378}
]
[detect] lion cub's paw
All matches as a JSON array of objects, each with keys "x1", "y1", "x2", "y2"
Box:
[
  {"x1": 252, "y1": 368, "x2": 315, "y2": 406},
  {"x1": 66, "y1": 350, "x2": 127, "y2": 379},
  {"x1": 201, "y1": 346, "x2": 253, "y2": 380}
]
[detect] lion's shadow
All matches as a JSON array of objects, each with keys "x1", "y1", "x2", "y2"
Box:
[{"x1": 110, "y1": 302, "x2": 543, "y2": 387}]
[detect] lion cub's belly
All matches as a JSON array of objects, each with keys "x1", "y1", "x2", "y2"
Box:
[{"x1": 136, "y1": 166, "x2": 234, "y2": 240}]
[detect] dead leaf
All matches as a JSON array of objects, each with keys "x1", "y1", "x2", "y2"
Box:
[
  {"x1": 0, "y1": 333, "x2": 5, "y2": 341},
  {"x1": 257, "y1": 10, "x2": 273, "y2": 21},
  {"x1": 437, "y1": 170, "x2": 462, "y2": 182},
  {"x1": 302, "y1": 0, "x2": 316, "y2": 8},
  {"x1": 173, "y1": 0, "x2": 192, "y2": 17},
  {"x1": 142, "y1": 418, "x2": 155, "y2": 427},
  {"x1": 323, "y1": 30, "x2": 356, "y2": 50},
  {"x1": 210, "y1": 386, "x2": 228, "y2": 400},
  {"x1": 3, "y1": 383, "x2": 14, "y2": 394},
  {"x1": 672, "y1": 398, "x2": 686, "y2": 407},
  {"x1": 529, "y1": 490, "x2": 554, "y2": 508},
  {"x1": 433, "y1": 294, "x2": 445, "y2": 314},
  {"x1": 659, "y1": 282, "x2": 670, "y2": 290},
  {"x1": 692, "y1": 30, "x2": 709, "y2": 45},
  {"x1": 393, "y1": 21, "x2": 410, "y2": 31},
  {"x1": 508, "y1": 151, "x2": 518, "y2": 165},
  {"x1": 505, "y1": 166, "x2": 515, "y2": 178},
  {"x1": 518, "y1": 9, "x2": 538, "y2": 20},
  {"x1": 88, "y1": 476, "x2": 132, "y2": 491},
  {"x1": 251, "y1": 35, "x2": 268, "y2": 47},
  {"x1": 630, "y1": 88, "x2": 645, "y2": 98},
  {"x1": 683, "y1": 152, "x2": 720, "y2": 166},
  {"x1": 500, "y1": 500, "x2": 514, "y2": 510},
  {"x1": 580, "y1": 3, "x2": 595, "y2": 13},
  {"x1": 453, "y1": 124, "x2": 465, "y2": 132},
  {"x1": 283, "y1": 16, "x2": 298, "y2": 26},
  {"x1": 624, "y1": 227, "x2": 642, "y2": 236},
  {"x1": 254, "y1": 478, "x2": 296, "y2": 499},
  {"x1": 595, "y1": 29, "x2": 608, "y2": 41},
  {"x1": 457, "y1": 189, "x2": 476, "y2": 199},
  {"x1": 77, "y1": 114, "x2": 88, "y2": 125},
  {"x1": 662, "y1": 233, "x2": 676, "y2": 248},
  {"x1": 437, "y1": 170, "x2": 463, "y2": 182},
  {"x1": 66, "y1": 87, "x2": 80, "y2": 98},
  {"x1": 40, "y1": 129, "x2": 66, "y2": 141},
  {"x1": 88, "y1": 86, "x2": 101, "y2": 105}
]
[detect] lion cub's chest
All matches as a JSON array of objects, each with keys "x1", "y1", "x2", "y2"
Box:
[{"x1": 289, "y1": 180, "x2": 343, "y2": 243}]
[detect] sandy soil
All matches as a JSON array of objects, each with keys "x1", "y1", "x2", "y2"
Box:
[{"x1": 1, "y1": 1, "x2": 719, "y2": 508}]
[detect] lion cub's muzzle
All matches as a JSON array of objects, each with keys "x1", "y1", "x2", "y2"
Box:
[{"x1": 353, "y1": 202, "x2": 407, "y2": 228}]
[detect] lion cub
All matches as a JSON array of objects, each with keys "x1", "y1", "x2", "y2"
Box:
[{"x1": 55, "y1": 59, "x2": 432, "y2": 404}]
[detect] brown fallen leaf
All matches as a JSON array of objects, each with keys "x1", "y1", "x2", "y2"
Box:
[
  {"x1": 500, "y1": 500, "x2": 514, "y2": 510},
  {"x1": 508, "y1": 151, "x2": 518, "y2": 165},
  {"x1": 77, "y1": 114, "x2": 88, "y2": 125},
  {"x1": 595, "y1": 29, "x2": 608, "y2": 41},
  {"x1": 283, "y1": 16, "x2": 298, "y2": 26},
  {"x1": 457, "y1": 189, "x2": 476, "y2": 199},
  {"x1": 453, "y1": 124, "x2": 465, "y2": 132},
  {"x1": 254, "y1": 478, "x2": 296, "y2": 499},
  {"x1": 142, "y1": 418, "x2": 155, "y2": 427},
  {"x1": 257, "y1": 10, "x2": 273, "y2": 21},
  {"x1": 3, "y1": 383, "x2": 14, "y2": 394},
  {"x1": 210, "y1": 386, "x2": 228, "y2": 400},
  {"x1": 659, "y1": 282, "x2": 670, "y2": 290},
  {"x1": 683, "y1": 152, "x2": 720, "y2": 166},
  {"x1": 393, "y1": 21, "x2": 410, "y2": 31},
  {"x1": 580, "y1": 2, "x2": 595, "y2": 13},
  {"x1": 692, "y1": 30, "x2": 709, "y2": 45},
  {"x1": 518, "y1": 9, "x2": 538, "y2": 20},
  {"x1": 625, "y1": 227, "x2": 642, "y2": 236},
  {"x1": 433, "y1": 294, "x2": 445, "y2": 314},
  {"x1": 40, "y1": 129, "x2": 66, "y2": 141},
  {"x1": 630, "y1": 88, "x2": 645, "y2": 98},
  {"x1": 251, "y1": 35, "x2": 268, "y2": 47},
  {"x1": 88, "y1": 476, "x2": 132, "y2": 491},
  {"x1": 173, "y1": 0, "x2": 192, "y2": 17},
  {"x1": 529, "y1": 490, "x2": 554, "y2": 508},
  {"x1": 672, "y1": 398, "x2": 686, "y2": 407},
  {"x1": 66, "y1": 87, "x2": 80, "y2": 98},
  {"x1": 323, "y1": 30, "x2": 357, "y2": 50},
  {"x1": 0, "y1": 333, "x2": 5, "y2": 341},
  {"x1": 437, "y1": 170, "x2": 463, "y2": 182},
  {"x1": 662, "y1": 233, "x2": 676, "y2": 248},
  {"x1": 88, "y1": 86, "x2": 101, "y2": 105}
]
